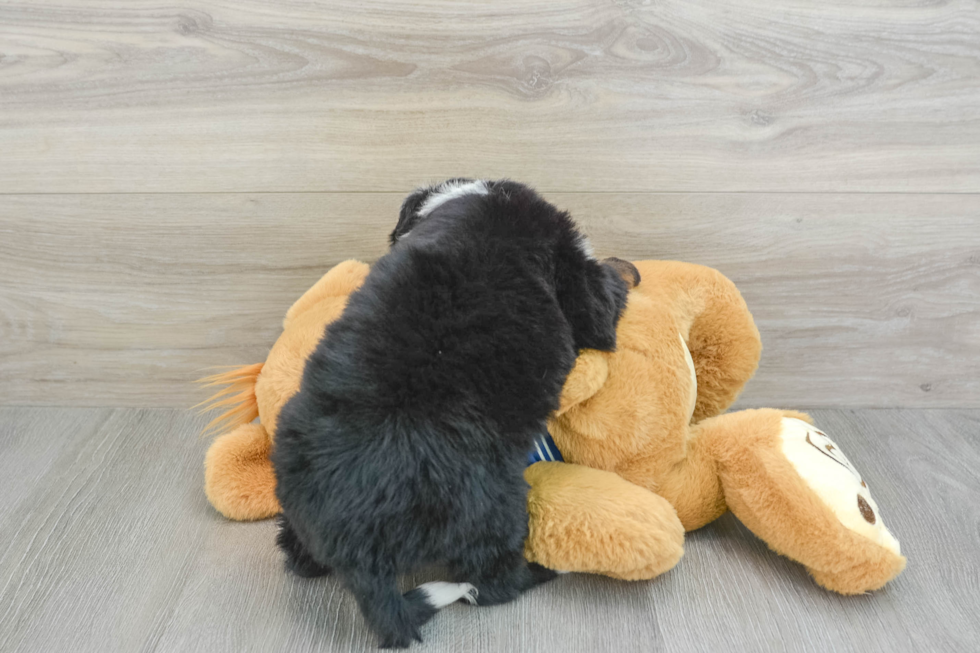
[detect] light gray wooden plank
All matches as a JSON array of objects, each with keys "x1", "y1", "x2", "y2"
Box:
[
  {"x1": 0, "y1": 408, "x2": 111, "y2": 525},
  {"x1": 0, "y1": 408, "x2": 977, "y2": 652},
  {"x1": 0, "y1": 408, "x2": 215, "y2": 653},
  {"x1": 1, "y1": 192, "x2": 978, "y2": 408},
  {"x1": 150, "y1": 523, "x2": 669, "y2": 653},
  {"x1": 0, "y1": 0, "x2": 978, "y2": 193}
]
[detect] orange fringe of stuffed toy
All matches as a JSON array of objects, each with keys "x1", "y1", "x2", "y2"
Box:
[{"x1": 194, "y1": 363, "x2": 263, "y2": 436}]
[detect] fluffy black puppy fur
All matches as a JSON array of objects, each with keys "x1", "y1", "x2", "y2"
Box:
[{"x1": 272, "y1": 179, "x2": 630, "y2": 648}]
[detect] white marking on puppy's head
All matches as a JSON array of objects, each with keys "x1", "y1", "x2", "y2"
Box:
[
  {"x1": 575, "y1": 233, "x2": 596, "y2": 260},
  {"x1": 417, "y1": 179, "x2": 489, "y2": 218}
]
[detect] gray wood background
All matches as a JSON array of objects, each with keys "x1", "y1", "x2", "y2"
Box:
[
  {"x1": 1, "y1": 407, "x2": 977, "y2": 653},
  {"x1": 1, "y1": 0, "x2": 979, "y2": 409}
]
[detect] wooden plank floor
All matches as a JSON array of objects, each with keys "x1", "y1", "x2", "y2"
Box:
[{"x1": 0, "y1": 407, "x2": 977, "y2": 653}]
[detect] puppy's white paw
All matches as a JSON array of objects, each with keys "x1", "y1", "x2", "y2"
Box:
[{"x1": 416, "y1": 581, "x2": 479, "y2": 609}]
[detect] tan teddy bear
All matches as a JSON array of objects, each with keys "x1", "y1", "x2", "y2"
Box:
[{"x1": 201, "y1": 259, "x2": 905, "y2": 594}]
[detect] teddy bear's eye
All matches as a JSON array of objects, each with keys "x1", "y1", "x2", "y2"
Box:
[{"x1": 857, "y1": 495, "x2": 876, "y2": 524}]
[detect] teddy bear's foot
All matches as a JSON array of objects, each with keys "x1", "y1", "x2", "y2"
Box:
[
  {"x1": 524, "y1": 462, "x2": 685, "y2": 581},
  {"x1": 204, "y1": 423, "x2": 280, "y2": 521},
  {"x1": 778, "y1": 415, "x2": 906, "y2": 593},
  {"x1": 808, "y1": 557, "x2": 907, "y2": 595},
  {"x1": 707, "y1": 409, "x2": 906, "y2": 594}
]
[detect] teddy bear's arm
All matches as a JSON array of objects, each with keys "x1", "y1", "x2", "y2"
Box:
[
  {"x1": 555, "y1": 350, "x2": 609, "y2": 419},
  {"x1": 629, "y1": 260, "x2": 763, "y2": 422}
]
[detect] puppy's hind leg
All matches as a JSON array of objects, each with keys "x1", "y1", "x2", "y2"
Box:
[
  {"x1": 345, "y1": 568, "x2": 470, "y2": 648},
  {"x1": 453, "y1": 549, "x2": 558, "y2": 607},
  {"x1": 407, "y1": 581, "x2": 479, "y2": 608},
  {"x1": 276, "y1": 515, "x2": 332, "y2": 578}
]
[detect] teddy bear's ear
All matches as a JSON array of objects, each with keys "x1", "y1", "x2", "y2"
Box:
[
  {"x1": 556, "y1": 350, "x2": 610, "y2": 416},
  {"x1": 284, "y1": 260, "x2": 370, "y2": 327}
]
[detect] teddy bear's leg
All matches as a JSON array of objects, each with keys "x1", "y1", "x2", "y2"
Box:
[
  {"x1": 617, "y1": 433, "x2": 729, "y2": 533},
  {"x1": 523, "y1": 462, "x2": 685, "y2": 581},
  {"x1": 701, "y1": 408, "x2": 906, "y2": 594},
  {"x1": 204, "y1": 423, "x2": 281, "y2": 521}
]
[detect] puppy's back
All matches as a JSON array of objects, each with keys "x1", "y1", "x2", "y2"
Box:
[{"x1": 272, "y1": 179, "x2": 630, "y2": 647}]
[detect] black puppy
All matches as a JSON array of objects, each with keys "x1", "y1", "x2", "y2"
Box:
[{"x1": 272, "y1": 179, "x2": 632, "y2": 648}]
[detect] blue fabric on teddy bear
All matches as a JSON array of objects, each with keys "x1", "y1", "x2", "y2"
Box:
[{"x1": 527, "y1": 432, "x2": 563, "y2": 465}]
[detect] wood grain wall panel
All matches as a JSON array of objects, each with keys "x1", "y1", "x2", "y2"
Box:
[
  {"x1": 2, "y1": 192, "x2": 976, "y2": 407},
  {"x1": 0, "y1": 0, "x2": 978, "y2": 193}
]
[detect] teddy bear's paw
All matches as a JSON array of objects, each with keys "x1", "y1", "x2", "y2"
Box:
[{"x1": 779, "y1": 417, "x2": 900, "y2": 556}]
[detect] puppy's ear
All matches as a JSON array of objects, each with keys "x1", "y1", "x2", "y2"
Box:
[
  {"x1": 389, "y1": 187, "x2": 432, "y2": 246},
  {"x1": 554, "y1": 245, "x2": 631, "y2": 352}
]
